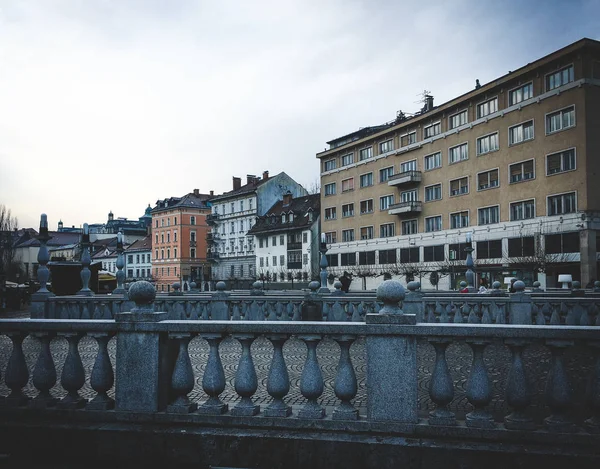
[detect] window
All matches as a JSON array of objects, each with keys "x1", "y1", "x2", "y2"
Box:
[
  {"x1": 477, "y1": 169, "x2": 499, "y2": 190},
  {"x1": 425, "y1": 216, "x2": 442, "y2": 232},
  {"x1": 508, "y1": 237, "x2": 535, "y2": 257},
  {"x1": 161, "y1": 219, "x2": 164, "y2": 227},
  {"x1": 324, "y1": 159, "x2": 336, "y2": 171},
  {"x1": 477, "y1": 240, "x2": 503, "y2": 259},
  {"x1": 424, "y1": 245, "x2": 444, "y2": 262},
  {"x1": 325, "y1": 231, "x2": 337, "y2": 244},
  {"x1": 360, "y1": 226, "x2": 374, "y2": 240},
  {"x1": 280, "y1": 255, "x2": 285, "y2": 266},
  {"x1": 359, "y1": 251, "x2": 376, "y2": 265},
  {"x1": 155, "y1": 249, "x2": 158, "y2": 260},
  {"x1": 161, "y1": 233, "x2": 164, "y2": 243},
  {"x1": 342, "y1": 229, "x2": 355, "y2": 242},
  {"x1": 424, "y1": 152, "x2": 441, "y2": 170},
  {"x1": 127, "y1": 269, "x2": 133, "y2": 278},
  {"x1": 509, "y1": 82, "x2": 533, "y2": 105},
  {"x1": 546, "y1": 232, "x2": 579, "y2": 254},
  {"x1": 174, "y1": 247, "x2": 177, "y2": 258},
  {"x1": 128, "y1": 255, "x2": 134, "y2": 264},
  {"x1": 478, "y1": 206, "x2": 500, "y2": 225},
  {"x1": 400, "y1": 190, "x2": 417, "y2": 202},
  {"x1": 400, "y1": 160, "x2": 417, "y2": 173},
  {"x1": 167, "y1": 218, "x2": 170, "y2": 227},
  {"x1": 281, "y1": 235, "x2": 286, "y2": 245},
  {"x1": 477, "y1": 97, "x2": 498, "y2": 118},
  {"x1": 174, "y1": 232, "x2": 177, "y2": 242},
  {"x1": 174, "y1": 217, "x2": 177, "y2": 225},
  {"x1": 340, "y1": 253, "x2": 356, "y2": 266},
  {"x1": 326, "y1": 254, "x2": 339, "y2": 266},
  {"x1": 400, "y1": 131, "x2": 416, "y2": 147},
  {"x1": 449, "y1": 243, "x2": 468, "y2": 261},
  {"x1": 510, "y1": 199, "x2": 535, "y2": 221},
  {"x1": 231, "y1": 203, "x2": 235, "y2": 213},
  {"x1": 379, "y1": 166, "x2": 394, "y2": 183},
  {"x1": 380, "y1": 139, "x2": 394, "y2": 153},
  {"x1": 450, "y1": 211, "x2": 469, "y2": 229},
  {"x1": 342, "y1": 203, "x2": 355, "y2": 218},
  {"x1": 449, "y1": 143, "x2": 468, "y2": 163},
  {"x1": 303, "y1": 253, "x2": 308, "y2": 265},
  {"x1": 379, "y1": 249, "x2": 397, "y2": 264},
  {"x1": 360, "y1": 199, "x2": 374, "y2": 214},
  {"x1": 341, "y1": 153, "x2": 354, "y2": 166},
  {"x1": 155, "y1": 234, "x2": 158, "y2": 244},
  {"x1": 167, "y1": 232, "x2": 170, "y2": 243},
  {"x1": 272, "y1": 236, "x2": 277, "y2": 246},
  {"x1": 190, "y1": 216, "x2": 196, "y2": 225},
  {"x1": 230, "y1": 222, "x2": 235, "y2": 233},
  {"x1": 240, "y1": 220, "x2": 245, "y2": 231},
  {"x1": 400, "y1": 247, "x2": 420, "y2": 263},
  {"x1": 547, "y1": 192, "x2": 576, "y2": 216},
  {"x1": 155, "y1": 220, "x2": 158, "y2": 228},
  {"x1": 273, "y1": 256, "x2": 277, "y2": 266},
  {"x1": 190, "y1": 248, "x2": 196, "y2": 258},
  {"x1": 424, "y1": 122, "x2": 441, "y2": 139},
  {"x1": 380, "y1": 223, "x2": 395, "y2": 238},
  {"x1": 260, "y1": 257, "x2": 264, "y2": 267},
  {"x1": 359, "y1": 147, "x2": 373, "y2": 161},
  {"x1": 401, "y1": 219, "x2": 418, "y2": 235},
  {"x1": 509, "y1": 160, "x2": 535, "y2": 183},
  {"x1": 360, "y1": 172, "x2": 373, "y2": 188},
  {"x1": 477, "y1": 132, "x2": 499, "y2": 155},
  {"x1": 450, "y1": 177, "x2": 469, "y2": 196},
  {"x1": 341, "y1": 178, "x2": 354, "y2": 192},
  {"x1": 546, "y1": 106, "x2": 575, "y2": 135},
  {"x1": 449, "y1": 110, "x2": 467, "y2": 129},
  {"x1": 425, "y1": 184, "x2": 442, "y2": 202},
  {"x1": 547, "y1": 148, "x2": 576, "y2": 175},
  {"x1": 324, "y1": 182, "x2": 336, "y2": 196},
  {"x1": 546, "y1": 65, "x2": 574, "y2": 91},
  {"x1": 249, "y1": 199, "x2": 253, "y2": 210},
  {"x1": 509, "y1": 120, "x2": 534, "y2": 145},
  {"x1": 325, "y1": 207, "x2": 337, "y2": 220},
  {"x1": 259, "y1": 238, "x2": 263, "y2": 248},
  {"x1": 379, "y1": 195, "x2": 394, "y2": 210},
  {"x1": 161, "y1": 249, "x2": 164, "y2": 259}
]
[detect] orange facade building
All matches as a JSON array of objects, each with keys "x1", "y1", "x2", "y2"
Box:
[{"x1": 151, "y1": 189, "x2": 213, "y2": 292}]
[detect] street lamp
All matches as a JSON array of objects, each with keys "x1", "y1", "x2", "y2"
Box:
[{"x1": 464, "y1": 231, "x2": 476, "y2": 292}]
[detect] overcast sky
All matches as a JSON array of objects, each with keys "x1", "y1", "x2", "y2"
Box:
[{"x1": 1, "y1": 0, "x2": 598, "y2": 230}]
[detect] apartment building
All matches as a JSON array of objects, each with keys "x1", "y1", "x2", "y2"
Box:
[
  {"x1": 151, "y1": 189, "x2": 212, "y2": 292},
  {"x1": 207, "y1": 171, "x2": 308, "y2": 284},
  {"x1": 317, "y1": 38, "x2": 600, "y2": 289}
]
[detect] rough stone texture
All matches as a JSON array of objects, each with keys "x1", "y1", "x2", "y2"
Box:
[{"x1": 376, "y1": 280, "x2": 405, "y2": 315}]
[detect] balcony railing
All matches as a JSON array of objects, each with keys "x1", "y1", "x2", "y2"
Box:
[
  {"x1": 387, "y1": 170, "x2": 422, "y2": 187},
  {"x1": 388, "y1": 200, "x2": 422, "y2": 215},
  {"x1": 207, "y1": 251, "x2": 220, "y2": 262},
  {"x1": 206, "y1": 213, "x2": 219, "y2": 224}
]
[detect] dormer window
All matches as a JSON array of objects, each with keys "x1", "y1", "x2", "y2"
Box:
[
  {"x1": 282, "y1": 214, "x2": 286, "y2": 223},
  {"x1": 289, "y1": 213, "x2": 294, "y2": 222}
]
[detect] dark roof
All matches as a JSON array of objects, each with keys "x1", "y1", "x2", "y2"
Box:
[
  {"x1": 152, "y1": 191, "x2": 212, "y2": 213},
  {"x1": 91, "y1": 237, "x2": 118, "y2": 248},
  {"x1": 247, "y1": 194, "x2": 320, "y2": 235},
  {"x1": 126, "y1": 235, "x2": 152, "y2": 252},
  {"x1": 209, "y1": 172, "x2": 295, "y2": 202},
  {"x1": 14, "y1": 231, "x2": 81, "y2": 248}
]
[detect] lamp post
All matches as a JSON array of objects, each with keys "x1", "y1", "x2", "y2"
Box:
[
  {"x1": 464, "y1": 231, "x2": 476, "y2": 292},
  {"x1": 318, "y1": 232, "x2": 330, "y2": 293}
]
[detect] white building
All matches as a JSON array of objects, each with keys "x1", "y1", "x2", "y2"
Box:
[{"x1": 125, "y1": 235, "x2": 152, "y2": 282}]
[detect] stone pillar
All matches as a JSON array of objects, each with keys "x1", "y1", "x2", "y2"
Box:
[
  {"x1": 366, "y1": 280, "x2": 418, "y2": 423},
  {"x1": 508, "y1": 280, "x2": 532, "y2": 325},
  {"x1": 30, "y1": 214, "x2": 54, "y2": 319},
  {"x1": 115, "y1": 281, "x2": 169, "y2": 412},
  {"x1": 402, "y1": 281, "x2": 423, "y2": 317},
  {"x1": 580, "y1": 229, "x2": 597, "y2": 287}
]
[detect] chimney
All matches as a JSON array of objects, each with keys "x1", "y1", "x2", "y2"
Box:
[
  {"x1": 247, "y1": 174, "x2": 257, "y2": 185},
  {"x1": 262, "y1": 170, "x2": 269, "y2": 181},
  {"x1": 282, "y1": 191, "x2": 293, "y2": 207},
  {"x1": 425, "y1": 95, "x2": 434, "y2": 112},
  {"x1": 233, "y1": 177, "x2": 241, "y2": 190},
  {"x1": 193, "y1": 188, "x2": 199, "y2": 196},
  {"x1": 210, "y1": 190, "x2": 214, "y2": 196}
]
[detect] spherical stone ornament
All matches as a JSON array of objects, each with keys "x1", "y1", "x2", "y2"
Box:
[
  {"x1": 216, "y1": 281, "x2": 226, "y2": 291},
  {"x1": 595, "y1": 281, "x2": 600, "y2": 289},
  {"x1": 533, "y1": 281, "x2": 541, "y2": 288},
  {"x1": 252, "y1": 281, "x2": 262, "y2": 289},
  {"x1": 513, "y1": 280, "x2": 525, "y2": 292},
  {"x1": 128, "y1": 281, "x2": 156, "y2": 312},
  {"x1": 572, "y1": 280, "x2": 581, "y2": 289},
  {"x1": 492, "y1": 281, "x2": 501, "y2": 290},
  {"x1": 407, "y1": 281, "x2": 421, "y2": 292},
  {"x1": 189, "y1": 281, "x2": 197, "y2": 289},
  {"x1": 376, "y1": 280, "x2": 405, "y2": 314},
  {"x1": 334, "y1": 280, "x2": 342, "y2": 290},
  {"x1": 459, "y1": 281, "x2": 467, "y2": 288},
  {"x1": 308, "y1": 280, "x2": 320, "y2": 292},
  {"x1": 173, "y1": 282, "x2": 181, "y2": 290}
]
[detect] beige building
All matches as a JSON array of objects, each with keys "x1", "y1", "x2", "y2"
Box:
[{"x1": 317, "y1": 38, "x2": 600, "y2": 290}]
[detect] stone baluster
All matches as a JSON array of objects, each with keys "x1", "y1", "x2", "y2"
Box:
[
  {"x1": 426, "y1": 302, "x2": 436, "y2": 323},
  {"x1": 495, "y1": 302, "x2": 507, "y2": 324},
  {"x1": 465, "y1": 339, "x2": 494, "y2": 428},
  {"x1": 333, "y1": 335, "x2": 358, "y2": 420},
  {"x1": 585, "y1": 340, "x2": 600, "y2": 433},
  {"x1": 30, "y1": 214, "x2": 55, "y2": 318},
  {"x1": 231, "y1": 334, "x2": 260, "y2": 416},
  {"x1": 453, "y1": 302, "x2": 463, "y2": 323},
  {"x1": 58, "y1": 333, "x2": 86, "y2": 408},
  {"x1": 30, "y1": 332, "x2": 57, "y2": 408},
  {"x1": 428, "y1": 338, "x2": 455, "y2": 425},
  {"x1": 198, "y1": 333, "x2": 228, "y2": 414},
  {"x1": 549, "y1": 303, "x2": 561, "y2": 325},
  {"x1": 265, "y1": 334, "x2": 291, "y2": 417},
  {"x1": 78, "y1": 223, "x2": 94, "y2": 296},
  {"x1": 298, "y1": 335, "x2": 325, "y2": 419},
  {"x1": 4, "y1": 332, "x2": 30, "y2": 406},
  {"x1": 231, "y1": 301, "x2": 241, "y2": 320},
  {"x1": 504, "y1": 339, "x2": 534, "y2": 430},
  {"x1": 88, "y1": 333, "x2": 115, "y2": 410},
  {"x1": 481, "y1": 303, "x2": 492, "y2": 324},
  {"x1": 544, "y1": 339, "x2": 576, "y2": 432},
  {"x1": 167, "y1": 333, "x2": 197, "y2": 413},
  {"x1": 113, "y1": 231, "x2": 126, "y2": 295}
]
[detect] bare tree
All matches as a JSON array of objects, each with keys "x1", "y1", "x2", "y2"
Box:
[
  {"x1": 509, "y1": 233, "x2": 578, "y2": 275},
  {"x1": 390, "y1": 261, "x2": 424, "y2": 284},
  {"x1": 0, "y1": 205, "x2": 23, "y2": 283},
  {"x1": 306, "y1": 179, "x2": 321, "y2": 195},
  {"x1": 350, "y1": 264, "x2": 381, "y2": 290}
]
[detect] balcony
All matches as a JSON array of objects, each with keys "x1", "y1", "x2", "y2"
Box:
[
  {"x1": 206, "y1": 233, "x2": 220, "y2": 243},
  {"x1": 206, "y1": 213, "x2": 219, "y2": 225},
  {"x1": 287, "y1": 242, "x2": 302, "y2": 250},
  {"x1": 387, "y1": 170, "x2": 422, "y2": 187},
  {"x1": 207, "y1": 251, "x2": 220, "y2": 262},
  {"x1": 388, "y1": 201, "x2": 422, "y2": 215}
]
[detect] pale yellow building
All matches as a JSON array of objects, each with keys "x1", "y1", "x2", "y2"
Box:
[{"x1": 317, "y1": 38, "x2": 600, "y2": 289}]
